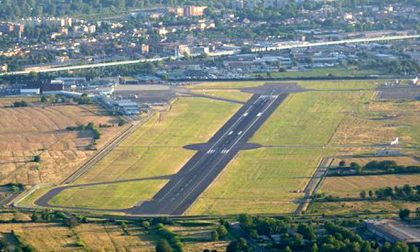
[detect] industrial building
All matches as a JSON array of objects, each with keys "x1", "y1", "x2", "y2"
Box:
[{"x1": 365, "y1": 219, "x2": 420, "y2": 246}]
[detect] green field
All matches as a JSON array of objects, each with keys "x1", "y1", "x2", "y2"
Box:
[
  {"x1": 77, "y1": 97, "x2": 241, "y2": 184},
  {"x1": 45, "y1": 97, "x2": 241, "y2": 210},
  {"x1": 191, "y1": 79, "x2": 380, "y2": 91},
  {"x1": 49, "y1": 180, "x2": 167, "y2": 209},
  {"x1": 189, "y1": 148, "x2": 330, "y2": 215},
  {"x1": 254, "y1": 67, "x2": 384, "y2": 79},
  {"x1": 189, "y1": 89, "x2": 374, "y2": 215}
]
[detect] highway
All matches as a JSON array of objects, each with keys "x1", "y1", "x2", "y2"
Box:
[
  {"x1": 128, "y1": 93, "x2": 287, "y2": 215},
  {"x1": 1, "y1": 34, "x2": 418, "y2": 76}
]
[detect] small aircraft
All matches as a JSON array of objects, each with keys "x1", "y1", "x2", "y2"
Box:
[
  {"x1": 390, "y1": 137, "x2": 399, "y2": 146},
  {"x1": 100, "y1": 86, "x2": 114, "y2": 96}
]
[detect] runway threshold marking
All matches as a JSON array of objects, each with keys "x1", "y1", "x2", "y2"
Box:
[{"x1": 168, "y1": 95, "x2": 279, "y2": 213}]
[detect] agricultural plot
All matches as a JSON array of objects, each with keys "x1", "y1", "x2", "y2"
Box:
[{"x1": 0, "y1": 104, "x2": 123, "y2": 185}]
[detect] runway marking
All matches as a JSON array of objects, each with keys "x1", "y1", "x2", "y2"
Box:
[
  {"x1": 168, "y1": 95, "x2": 280, "y2": 214},
  {"x1": 224, "y1": 96, "x2": 278, "y2": 154}
]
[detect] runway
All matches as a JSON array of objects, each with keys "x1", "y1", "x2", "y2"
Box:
[
  {"x1": 127, "y1": 93, "x2": 287, "y2": 215},
  {"x1": 34, "y1": 93, "x2": 288, "y2": 215}
]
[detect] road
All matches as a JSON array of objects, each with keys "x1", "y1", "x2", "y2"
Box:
[
  {"x1": 128, "y1": 93, "x2": 287, "y2": 215},
  {"x1": 1, "y1": 34, "x2": 418, "y2": 76},
  {"x1": 295, "y1": 157, "x2": 333, "y2": 214}
]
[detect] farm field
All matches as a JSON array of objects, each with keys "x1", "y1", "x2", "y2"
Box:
[
  {"x1": 0, "y1": 103, "x2": 125, "y2": 185},
  {"x1": 49, "y1": 180, "x2": 168, "y2": 209},
  {"x1": 319, "y1": 174, "x2": 420, "y2": 198},
  {"x1": 48, "y1": 97, "x2": 241, "y2": 210}
]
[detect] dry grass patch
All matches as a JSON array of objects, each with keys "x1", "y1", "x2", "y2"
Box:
[
  {"x1": 0, "y1": 222, "x2": 154, "y2": 251},
  {"x1": 319, "y1": 174, "x2": 420, "y2": 198},
  {"x1": 309, "y1": 200, "x2": 419, "y2": 215},
  {"x1": 0, "y1": 105, "x2": 124, "y2": 185}
]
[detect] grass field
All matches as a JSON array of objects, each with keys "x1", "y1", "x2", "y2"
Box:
[
  {"x1": 190, "y1": 89, "x2": 374, "y2": 215},
  {"x1": 0, "y1": 222, "x2": 155, "y2": 251},
  {"x1": 48, "y1": 97, "x2": 240, "y2": 210},
  {"x1": 251, "y1": 90, "x2": 374, "y2": 146},
  {"x1": 49, "y1": 180, "x2": 168, "y2": 209},
  {"x1": 0, "y1": 216, "x2": 227, "y2": 252},
  {"x1": 308, "y1": 200, "x2": 420, "y2": 215},
  {"x1": 191, "y1": 79, "x2": 380, "y2": 91},
  {"x1": 77, "y1": 97, "x2": 240, "y2": 184},
  {"x1": 0, "y1": 104, "x2": 124, "y2": 185},
  {"x1": 319, "y1": 174, "x2": 420, "y2": 198},
  {"x1": 253, "y1": 67, "x2": 384, "y2": 79},
  {"x1": 189, "y1": 147, "x2": 330, "y2": 215}
]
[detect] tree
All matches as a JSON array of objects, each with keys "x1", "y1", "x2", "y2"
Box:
[
  {"x1": 216, "y1": 225, "x2": 228, "y2": 239},
  {"x1": 339, "y1": 160, "x2": 346, "y2": 168},
  {"x1": 211, "y1": 230, "x2": 219, "y2": 241},
  {"x1": 33, "y1": 155, "x2": 41, "y2": 162},
  {"x1": 360, "y1": 190, "x2": 366, "y2": 199},
  {"x1": 226, "y1": 238, "x2": 249, "y2": 252},
  {"x1": 399, "y1": 209, "x2": 410, "y2": 221},
  {"x1": 368, "y1": 190, "x2": 373, "y2": 198},
  {"x1": 156, "y1": 240, "x2": 173, "y2": 252},
  {"x1": 350, "y1": 162, "x2": 362, "y2": 174}
]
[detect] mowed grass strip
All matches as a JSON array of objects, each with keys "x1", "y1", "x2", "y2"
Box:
[
  {"x1": 77, "y1": 97, "x2": 241, "y2": 183},
  {"x1": 49, "y1": 180, "x2": 167, "y2": 210},
  {"x1": 190, "y1": 89, "x2": 374, "y2": 215},
  {"x1": 319, "y1": 174, "x2": 420, "y2": 198}
]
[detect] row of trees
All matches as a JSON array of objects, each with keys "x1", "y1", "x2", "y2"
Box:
[
  {"x1": 236, "y1": 214, "x2": 418, "y2": 252},
  {"x1": 335, "y1": 160, "x2": 420, "y2": 176},
  {"x1": 360, "y1": 184, "x2": 420, "y2": 201}
]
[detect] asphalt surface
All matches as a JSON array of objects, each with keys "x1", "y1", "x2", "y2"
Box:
[
  {"x1": 295, "y1": 157, "x2": 333, "y2": 214},
  {"x1": 127, "y1": 93, "x2": 287, "y2": 215},
  {"x1": 34, "y1": 92, "x2": 287, "y2": 215}
]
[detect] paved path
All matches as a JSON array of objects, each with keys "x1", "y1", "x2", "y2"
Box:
[{"x1": 295, "y1": 157, "x2": 333, "y2": 214}]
